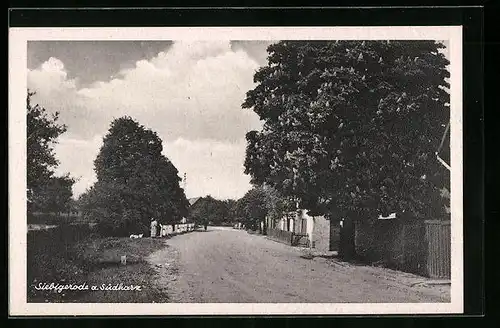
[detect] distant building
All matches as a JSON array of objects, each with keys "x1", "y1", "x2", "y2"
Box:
[
  {"x1": 188, "y1": 197, "x2": 201, "y2": 207},
  {"x1": 186, "y1": 197, "x2": 203, "y2": 225}
]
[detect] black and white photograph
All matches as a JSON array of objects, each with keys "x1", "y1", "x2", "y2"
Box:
[{"x1": 9, "y1": 26, "x2": 463, "y2": 315}]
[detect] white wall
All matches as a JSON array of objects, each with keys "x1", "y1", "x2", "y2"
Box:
[{"x1": 301, "y1": 210, "x2": 315, "y2": 247}]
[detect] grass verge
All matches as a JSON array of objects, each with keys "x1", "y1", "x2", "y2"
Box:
[{"x1": 28, "y1": 236, "x2": 168, "y2": 303}]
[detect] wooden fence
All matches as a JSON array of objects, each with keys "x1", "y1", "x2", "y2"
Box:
[
  {"x1": 267, "y1": 228, "x2": 293, "y2": 245},
  {"x1": 159, "y1": 223, "x2": 196, "y2": 237},
  {"x1": 425, "y1": 220, "x2": 451, "y2": 279},
  {"x1": 354, "y1": 218, "x2": 451, "y2": 279},
  {"x1": 267, "y1": 228, "x2": 310, "y2": 247}
]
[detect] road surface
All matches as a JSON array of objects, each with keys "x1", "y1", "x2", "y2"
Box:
[{"x1": 149, "y1": 227, "x2": 450, "y2": 303}]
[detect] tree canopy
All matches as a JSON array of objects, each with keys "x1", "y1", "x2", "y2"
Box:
[
  {"x1": 231, "y1": 184, "x2": 294, "y2": 231},
  {"x1": 187, "y1": 196, "x2": 233, "y2": 226},
  {"x1": 27, "y1": 91, "x2": 75, "y2": 213},
  {"x1": 243, "y1": 41, "x2": 450, "y2": 221},
  {"x1": 81, "y1": 116, "x2": 189, "y2": 236}
]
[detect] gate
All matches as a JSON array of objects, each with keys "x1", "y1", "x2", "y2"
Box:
[{"x1": 425, "y1": 220, "x2": 451, "y2": 279}]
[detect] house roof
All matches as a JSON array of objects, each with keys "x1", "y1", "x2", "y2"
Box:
[{"x1": 188, "y1": 197, "x2": 201, "y2": 206}]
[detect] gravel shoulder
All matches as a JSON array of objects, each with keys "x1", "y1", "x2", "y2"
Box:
[{"x1": 147, "y1": 240, "x2": 194, "y2": 303}]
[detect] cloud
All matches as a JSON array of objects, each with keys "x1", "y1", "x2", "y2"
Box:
[
  {"x1": 28, "y1": 41, "x2": 174, "y2": 88},
  {"x1": 163, "y1": 138, "x2": 251, "y2": 200},
  {"x1": 231, "y1": 41, "x2": 274, "y2": 66},
  {"x1": 29, "y1": 41, "x2": 263, "y2": 142},
  {"x1": 28, "y1": 41, "x2": 265, "y2": 199},
  {"x1": 53, "y1": 135, "x2": 103, "y2": 197},
  {"x1": 28, "y1": 57, "x2": 77, "y2": 96}
]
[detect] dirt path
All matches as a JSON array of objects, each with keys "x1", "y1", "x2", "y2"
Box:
[{"x1": 150, "y1": 227, "x2": 450, "y2": 303}]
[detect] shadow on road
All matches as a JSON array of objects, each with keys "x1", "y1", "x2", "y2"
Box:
[{"x1": 192, "y1": 229, "x2": 216, "y2": 233}]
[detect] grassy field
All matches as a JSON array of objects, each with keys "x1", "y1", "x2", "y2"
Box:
[{"x1": 28, "y1": 236, "x2": 169, "y2": 303}]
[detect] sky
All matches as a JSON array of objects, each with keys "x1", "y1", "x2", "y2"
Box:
[
  {"x1": 28, "y1": 40, "x2": 274, "y2": 200},
  {"x1": 27, "y1": 40, "x2": 449, "y2": 201}
]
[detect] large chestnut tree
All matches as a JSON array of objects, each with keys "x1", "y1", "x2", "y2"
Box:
[{"x1": 243, "y1": 41, "x2": 450, "y2": 221}]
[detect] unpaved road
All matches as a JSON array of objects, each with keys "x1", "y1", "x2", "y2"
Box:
[{"x1": 150, "y1": 227, "x2": 450, "y2": 303}]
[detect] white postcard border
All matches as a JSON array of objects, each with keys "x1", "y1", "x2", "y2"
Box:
[{"x1": 9, "y1": 26, "x2": 463, "y2": 316}]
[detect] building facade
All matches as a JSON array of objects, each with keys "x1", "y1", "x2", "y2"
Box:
[{"x1": 267, "y1": 209, "x2": 339, "y2": 252}]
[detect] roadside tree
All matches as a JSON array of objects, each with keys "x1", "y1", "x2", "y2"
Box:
[
  {"x1": 27, "y1": 91, "x2": 75, "y2": 214},
  {"x1": 83, "y1": 116, "x2": 189, "y2": 236},
  {"x1": 243, "y1": 41, "x2": 450, "y2": 222}
]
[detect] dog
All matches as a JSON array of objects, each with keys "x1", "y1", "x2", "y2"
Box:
[{"x1": 129, "y1": 233, "x2": 143, "y2": 239}]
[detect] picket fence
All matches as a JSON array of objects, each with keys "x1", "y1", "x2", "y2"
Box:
[{"x1": 159, "y1": 223, "x2": 196, "y2": 237}]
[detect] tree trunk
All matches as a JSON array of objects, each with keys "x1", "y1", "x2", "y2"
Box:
[{"x1": 339, "y1": 216, "x2": 356, "y2": 260}]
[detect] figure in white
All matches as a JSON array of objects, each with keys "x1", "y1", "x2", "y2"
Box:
[{"x1": 150, "y1": 218, "x2": 158, "y2": 238}]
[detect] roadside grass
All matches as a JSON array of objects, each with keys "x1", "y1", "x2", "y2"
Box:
[
  {"x1": 28, "y1": 236, "x2": 168, "y2": 303},
  {"x1": 73, "y1": 237, "x2": 169, "y2": 303}
]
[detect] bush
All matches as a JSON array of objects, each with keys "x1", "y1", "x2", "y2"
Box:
[
  {"x1": 27, "y1": 223, "x2": 95, "y2": 302},
  {"x1": 94, "y1": 209, "x2": 149, "y2": 237}
]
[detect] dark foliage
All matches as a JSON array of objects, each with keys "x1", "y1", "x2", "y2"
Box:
[
  {"x1": 80, "y1": 117, "x2": 189, "y2": 236},
  {"x1": 243, "y1": 41, "x2": 450, "y2": 221}
]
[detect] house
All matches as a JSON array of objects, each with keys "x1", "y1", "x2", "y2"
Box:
[
  {"x1": 183, "y1": 197, "x2": 202, "y2": 225},
  {"x1": 266, "y1": 209, "x2": 340, "y2": 252},
  {"x1": 188, "y1": 197, "x2": 202, "y2": 207},
  {"x1": 187, "y1": 197, "x2": 204, "y2": 226},
  {"x1": 298, "y1": 210, "x2": 340, "y2": 252}
]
